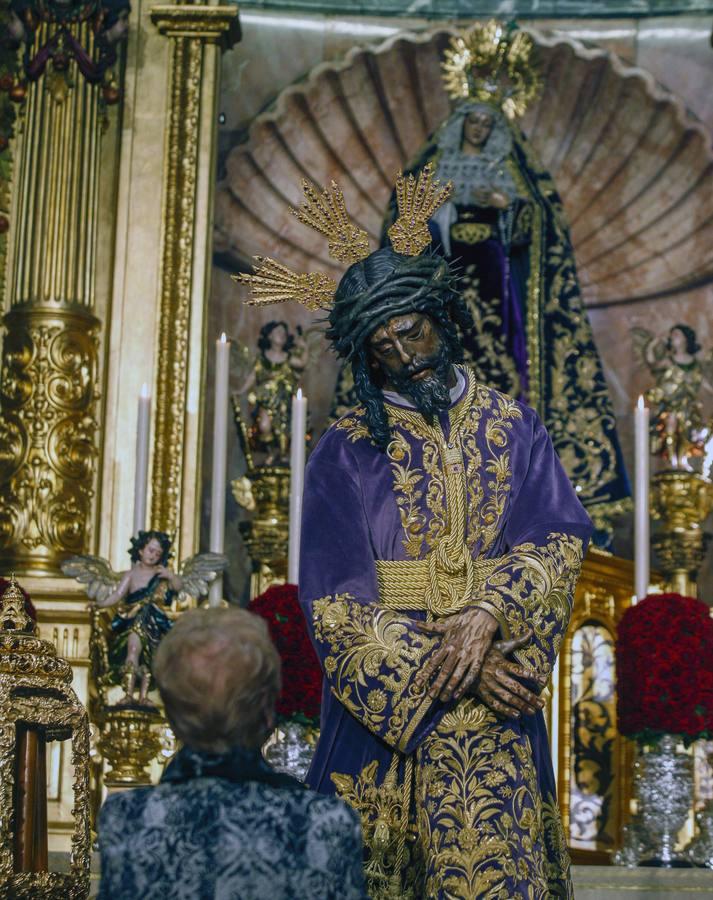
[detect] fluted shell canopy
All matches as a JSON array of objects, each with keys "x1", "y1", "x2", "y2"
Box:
[{"x1": 216, "y1": 27, "x2": 713, "y2": 307}]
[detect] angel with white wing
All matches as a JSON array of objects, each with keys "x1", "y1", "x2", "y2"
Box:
[
  {"x1": 632, "y1": 323, "x2": 713, "y2": 469},
  {"x1": 62, "y1": 530, "x2": 227, "y2": 707}
]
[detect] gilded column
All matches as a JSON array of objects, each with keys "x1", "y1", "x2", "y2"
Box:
[
  {"x1": 0, "y1": 10, "x2": 126, "y2": 575},
  {"x1": 149, "y1": 5, "x2": 240, "y2": 539}
]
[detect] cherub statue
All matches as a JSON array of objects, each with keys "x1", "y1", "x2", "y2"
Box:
[
  {"x1": 632, "y1": 324, "x2": 713, "y2": 470},
  {"x1": 234, "y1": 320, "x2": 318, "y2": 465},
  {"x1": 63, "y1": 531, "x2": 227, "y2": 708}
]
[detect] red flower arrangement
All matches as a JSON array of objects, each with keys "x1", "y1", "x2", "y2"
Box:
[
  {"x1": 250, "y1": 583, "x2": 322, "y2": 725},
  {"x1": 616, "y1": 593, "x2": 713, "y2": 745}
]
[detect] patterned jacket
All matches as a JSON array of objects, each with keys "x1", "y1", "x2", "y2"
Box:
[{"x1": 97, "y1": 744, "x2": 366, "y2": 900}]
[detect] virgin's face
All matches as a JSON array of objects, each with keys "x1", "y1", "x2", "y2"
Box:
[
  {"x1": 668, "y1": 328, "x2": 687, "y2": 354},
  {"x1": 270, "y1": 325, "x2": 288, "y2": 349},
  {"x1": 462, "y1": 110, "x2": 494, "y2": 149},
  {"x1": 139, "y1": 538, "x2": 163, "y2": 566}
]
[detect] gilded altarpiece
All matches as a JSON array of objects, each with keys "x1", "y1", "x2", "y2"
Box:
[
  {"x1": 556, "y1": 549, "x2": 635, "y2": 861},
  {"x1": 0, "y1": 21, "x2": 105, "y2": 575}
]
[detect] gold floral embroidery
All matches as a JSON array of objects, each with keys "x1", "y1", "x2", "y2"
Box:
[
  {"x1": 334, "y1": 370, "x2": 521, "y2": 575},
  {"x1": 335, "y1": 408, "x2": 374, "y2": 444},
  {"x1": 386, "y1": 430, "x2": 428, "y2": 559},
  {"x1": 417, "y1": 715, "x2": 560, "y2": 900},
  {"x1": 511, "y1": 147, "x2": 625, "y2": 532},
  {"x1": 542, "y1": 794, "x2": 573, "y2": 898},
  {"x1": 462, "y1": 384, "x2": 522, "y2": 553},
  {"x1": 459, "y1": 265, "x2": 522, "y2": 399},
  {"x1": 333, "y1": 715, "x2": 573, "y2": 900},
  {"x1": 332, "y1": 756, "x2": 423, "y2": 900},
  {"x1": 438, "y1": 696, "x2": 490, "y2": 736},
  {"x1": 479, "y1": 532, "x2": 584, "y2": 675},
  {"x1": 311, "y1": 593, "x2": 437, "y2": 751}
]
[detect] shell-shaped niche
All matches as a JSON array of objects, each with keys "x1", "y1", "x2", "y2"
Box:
[{"x1": 216, "y1": 27, "x2": 713, "y2": 307}]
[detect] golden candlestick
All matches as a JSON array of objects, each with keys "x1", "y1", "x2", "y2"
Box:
[
  {"x1": 650, "y1": 469, "x2": 713, "y2": 597},
  {"x1": 233, "y1": 466, "x2": 290, "y2": 598},
  {"x1": 98, "y1": 707, "x2": 163, "y2": 788}
]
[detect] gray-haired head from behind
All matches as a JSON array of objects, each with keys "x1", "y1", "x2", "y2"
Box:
[{"x1": 153, "y1": 607, "x2": 281, "y2": 754}]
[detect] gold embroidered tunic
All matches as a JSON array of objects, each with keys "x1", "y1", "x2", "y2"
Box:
[{"x1": 299, "y1": 367, "x2": 592, "y2": 899}]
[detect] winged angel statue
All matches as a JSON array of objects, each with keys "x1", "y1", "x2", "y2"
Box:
[
  {"x1": 63, "y1": 530, "x2": 227, "y2": 708},
  {"x1": 632, "y1": 324, "x2": 713, "y2": 471}
]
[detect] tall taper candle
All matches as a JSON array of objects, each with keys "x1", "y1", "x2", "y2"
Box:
[
  {"x1": 634, "y1": 394, "x2": 650, "y2": 602},
  {"x1": 133, "y1": 383, "x2": 151, "y2": 536},
  {"x1": 209, "y1": 333, "x2": 230, "y2": 607},
  {"x1": 288, "y1": 389, "x2": 308, "y2": 585}
]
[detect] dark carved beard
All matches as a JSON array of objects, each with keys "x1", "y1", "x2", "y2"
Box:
[{"x1": 387, "y1": 340, "x2": 453, "y2": 421}]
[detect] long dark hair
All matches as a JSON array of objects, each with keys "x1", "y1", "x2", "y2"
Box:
[
  {"x1": 257, "y1": 321, "x2": 295, "y2": 355},
  {"x1": 328, "y1": 247, "x2": 472, "y2": 448},
  {"x1": 668, "y1": 324, "x2": 700, "y2": 357}
]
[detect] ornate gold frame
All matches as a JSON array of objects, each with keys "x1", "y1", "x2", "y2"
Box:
[{"x1": 557, "y1": 549, "x2": 635, "y2": 862}]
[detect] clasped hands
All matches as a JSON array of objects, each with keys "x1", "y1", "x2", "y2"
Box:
[{"x1": 413, "y1": 608, "x2": 546, "y2": 719}]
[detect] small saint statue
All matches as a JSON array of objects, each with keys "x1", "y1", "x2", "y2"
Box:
[
  {"x1": 633, "y1": 324, "x2": 713, "y2": 470},
  {"x1": 63, "y1": 531, "x2": 227, "y2": 708},
  {"x1": 234, "y1": 320, "x2": 316, "y2": 466}
]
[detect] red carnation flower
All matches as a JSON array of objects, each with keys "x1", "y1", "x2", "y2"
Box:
[
  {"x1": 250, "y1": 583, "x2": 322, "y2": 724},
  {"x1": 616, "y1": 593, "x2": 713, "y2": 745}
]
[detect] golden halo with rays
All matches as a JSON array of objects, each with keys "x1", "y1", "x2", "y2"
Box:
[{"x1": 441, "y1": 21, "x2": 542, "y2": 120}]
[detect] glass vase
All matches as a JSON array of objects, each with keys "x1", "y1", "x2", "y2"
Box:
[
  {"x1": 263, "y1": 719, "x2": 319, "y2": 782},
  {"x1": 637, "y1": 735, "x2": 694, "y2": 867}
]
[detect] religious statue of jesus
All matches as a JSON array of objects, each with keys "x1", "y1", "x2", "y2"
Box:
[{"x1": 237, "y1": 160, "x2": 592, "y2": 897}]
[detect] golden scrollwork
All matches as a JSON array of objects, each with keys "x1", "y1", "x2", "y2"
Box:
[
  {"x1": 0, "y1": 309, "x2": 100, "y2": 573},
  {"x1": 148, "y1": 4, "x2": 240, "y2": 536},
  {"x1": 0, "y1": 578, "x2": 91, "y2": 898},
  {"x1": 98, "y1": 706, "x2": 163, "y2": 787}
]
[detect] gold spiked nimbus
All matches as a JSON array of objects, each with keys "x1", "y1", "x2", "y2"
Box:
[{"x1": 234, "y1": 166, "x2": 453, "y2": 311}]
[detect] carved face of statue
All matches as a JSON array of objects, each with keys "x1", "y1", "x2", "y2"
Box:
[
  {"x1": 269, "y1": 323, "x2": 288, "y2": 350},
  {"x1": 462, "y1": 109, "x2": 494, "y2": 151},
  {"x1": 666, "y1": 324, "x2": 700, "y2": 363},
  {"x1": 139, "y1": 538, "x2": 163, "y2": 567},
  {"x1": 367, "y1": 312, "x2": 454, "y2": 418},
  {"x1": 669, "y1": 328, "x2": 686, "y2": 354}
]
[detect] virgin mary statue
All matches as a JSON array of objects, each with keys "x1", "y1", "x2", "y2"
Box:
[{"x1": 333, "y1": 24, "x2": 630, "y2": 541}]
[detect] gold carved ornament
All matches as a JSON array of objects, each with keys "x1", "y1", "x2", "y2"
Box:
[
  {"x1": 441, "y1": 21, "x2": 542, "y2": 120},
  {"x1": 0, "y1": 311, "x2": 100, "y2": 572},
  {"x1": 233, "y1": 163, "x2": 453, "y2": 312},
  {"x1": 0, "y1": 576, "x2": 91, "y2": 898},
  {"x1": 148, "y1": 4, "x2": 239, "y2": 536}
]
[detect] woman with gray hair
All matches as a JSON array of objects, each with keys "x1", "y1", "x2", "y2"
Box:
[{"x1": 97, "y1": 607, "x2": 365, "y2": 900}]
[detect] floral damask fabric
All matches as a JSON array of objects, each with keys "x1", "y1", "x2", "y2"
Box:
[
  {"x1": 97, "y1": 745, "x2": 365, "y2": 900},
  {"x1": 300, "y1": 368, "x2": 591, "y2": 898}
]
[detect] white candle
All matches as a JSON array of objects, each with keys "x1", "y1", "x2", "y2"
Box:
[
  {"x1": 634, "y1": 394, "x2": 650, "y2": 602},
  {"x1": 133, "y1": 384, "x2": 151, "y2": 536},
  {"x1": 209, "y1": 333, "x2": 230, "y2": 607},
  {"x1": 287, "y1": 389, "x2": 308, "y2": 585}
]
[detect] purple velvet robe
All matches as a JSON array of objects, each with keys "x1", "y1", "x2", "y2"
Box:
[{"x1": 299, "y1": 366, "x2": 592, "y2": 899}]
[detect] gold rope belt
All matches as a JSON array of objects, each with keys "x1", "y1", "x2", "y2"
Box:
[{"x1": 375, "y1": 554, "x2": 503, "y2": 614}]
